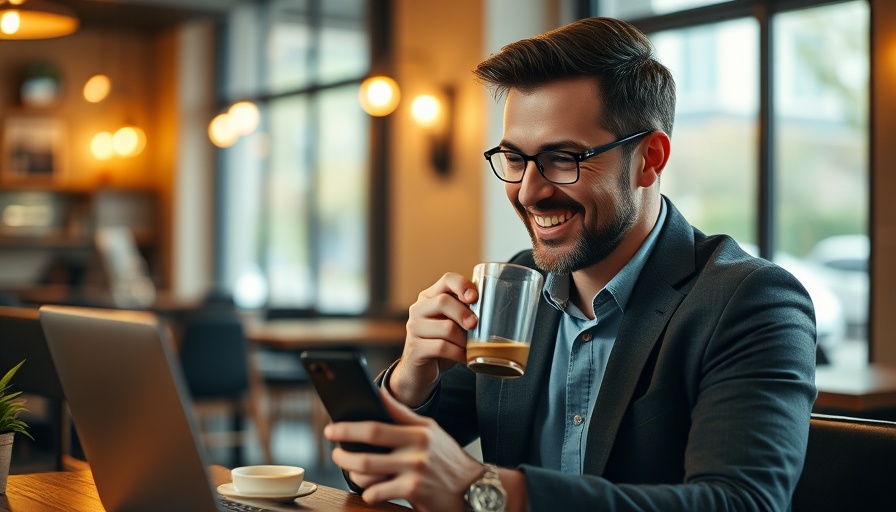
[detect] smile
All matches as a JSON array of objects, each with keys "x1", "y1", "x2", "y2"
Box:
[{"x1": 533, "y1": 212, "x2": 573, "y2": 228}]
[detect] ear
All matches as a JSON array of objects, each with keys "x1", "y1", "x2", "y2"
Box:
[{"x1": 635, "y1": 131, "x2": 671, "y2": 188}]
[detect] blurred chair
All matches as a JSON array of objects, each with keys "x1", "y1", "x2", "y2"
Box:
[
  {"x1": 256, "y1": 307, "x2": 330, "y2": 467},
  {"x1": 178, "y1": 297, "x2": 273, "y2": 466},
  {"x1": 791, "y1": 413, "x2": 896, "y2": 511},
  {"x1": 0, "y1": 306, "x2": 71, "y2": 471}
]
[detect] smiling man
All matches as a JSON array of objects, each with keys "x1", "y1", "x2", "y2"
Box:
[{"x1": 324, "y1": 17, "x2": 817, "y2": 512}]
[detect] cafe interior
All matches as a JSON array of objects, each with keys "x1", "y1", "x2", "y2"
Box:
[{"x1": 1, "y1": 0, "x2": 896, "y2": 509}]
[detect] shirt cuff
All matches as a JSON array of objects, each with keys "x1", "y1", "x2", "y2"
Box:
[{"x1": 376, "y1": 358, "x2": 440, "y2": 414}]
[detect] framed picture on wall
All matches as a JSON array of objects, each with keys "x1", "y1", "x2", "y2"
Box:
[{"x1": 2, "y1": 117, "x2": 67, "y2": 185}]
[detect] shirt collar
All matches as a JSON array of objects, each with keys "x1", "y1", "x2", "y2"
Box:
[{"x1": 543, "y1": 198, "x2": 668, "y2": 313}]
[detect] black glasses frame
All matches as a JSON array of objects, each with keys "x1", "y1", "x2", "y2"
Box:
[{"x1": 483, "y1": 129, "x2": 653, "y2": 184}]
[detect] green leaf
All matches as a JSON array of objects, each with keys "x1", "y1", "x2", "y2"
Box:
[{"x1": 0, "y1": 360, "x2": 31, "y2": 439}]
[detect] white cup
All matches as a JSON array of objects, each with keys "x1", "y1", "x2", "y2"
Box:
[{"x1": 231, "y1": 465, "x2": 305, "y2": 495}]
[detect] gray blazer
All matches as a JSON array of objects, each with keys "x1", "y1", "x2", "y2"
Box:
[{"x1": 428, "y1": 198, "x2": 817, "y2": 511}]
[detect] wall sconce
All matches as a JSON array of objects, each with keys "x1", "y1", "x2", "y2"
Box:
[
  {"x1": 411, "y1": 86, "x2": 455, "y2": 175},
  {"x1": 0, "y1": 0, "x2": 79, "y2": 40}
]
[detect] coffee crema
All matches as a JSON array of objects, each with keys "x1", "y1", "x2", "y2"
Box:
[{"x1": 466, "y1": 338, "x2": 530, "y2": 378}]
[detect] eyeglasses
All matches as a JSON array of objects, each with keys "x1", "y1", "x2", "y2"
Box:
[{"x1": 483, "y1": 130, "x2": 652, "y2": 185}]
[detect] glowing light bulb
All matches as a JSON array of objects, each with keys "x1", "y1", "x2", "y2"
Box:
[
  {"x1": 209, "y1": 113, "x2": 238, "y2": 148},
  {"x1": 84, "y1": 74, "x2": 111, "y2": 103},
  {"x1": 91, "y1": 132, "x2": 114, "y2": 160},
  {"x1": 113, "y1": 126, "x2": 146, "y2": 157},
  {"x1": 228, "y1": 101, "x2": 260, "y2": 135},
  {"x1": 1, "y1": 11, "x2": 21, "y2": 35},
  {"x1": 359, "y1": 76, "x2": 400, "y2": 117},
  {"x1": 410, "y1": 94, "x2": 441, "y2": 127}
]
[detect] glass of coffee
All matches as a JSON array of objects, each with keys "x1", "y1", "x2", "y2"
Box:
[{"x1": 466, "y1": 262, "x2": 544, "y2": 378}]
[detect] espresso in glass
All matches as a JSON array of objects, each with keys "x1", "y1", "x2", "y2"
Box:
[{"x1": 466, "y1": 336, "x2": 530, "y2": 378}]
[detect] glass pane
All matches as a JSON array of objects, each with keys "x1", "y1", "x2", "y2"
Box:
[
  {"x1": 652, "y1": 18, "x2": 758, "y2": 245},
  {"x1": 221, "y1": 128, "x2": 267, "y2": 309},
  {"x1": 315, "y1": 86, "x2": 370, "y2": 314},
  {"x1": 599, "y1": 0, "x2": 732, "y2": 19},
  {"x1": 266, "y1": 0, "x2": 369, "y2": 93},
  {"x1": 267, "y1": 0, "x2": 313, "y2": 94},
  {"x1": 265, "y1": 96, "x2": 314, "y2": 307},
  {"x1": 317, "y1": 0, "x2": 369, "y2": 83},
  {"x1": 773, "y1": 1, "x2": 869, "y2": 365}
]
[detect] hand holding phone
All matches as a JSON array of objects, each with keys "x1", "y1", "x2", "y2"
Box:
[{"x1": 300, "y1": 350, "x2": 393, "y2": 453}]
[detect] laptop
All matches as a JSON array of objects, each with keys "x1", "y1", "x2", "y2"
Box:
[{"x1": 39, "y1": 304, "x2": 269, "y2": 512}]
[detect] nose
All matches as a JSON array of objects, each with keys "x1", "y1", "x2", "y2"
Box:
[{"x1": 516, "y1": 160, "x2": 554, "y2": 206}]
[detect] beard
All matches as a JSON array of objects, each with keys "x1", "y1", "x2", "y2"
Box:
[{"x1": 518, "y1": 165, "x2": 638, "y2": 274}]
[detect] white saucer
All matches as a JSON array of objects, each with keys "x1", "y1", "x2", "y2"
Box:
[{"x1": 217, "y1": 481, "x2": 318, "y2": 503}]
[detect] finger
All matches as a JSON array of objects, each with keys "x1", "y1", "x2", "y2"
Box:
[
  {"x1": 380, "y1": 386, "x2": 429, "y2": 426},
  {"x1": 332, "y1": 447, "x2": 427, "y2": 482},
  {"x1": 401, "y1": 324, "x2": 468, "y2": 365},
  {"x1": 360, "y1": 476, "x2": 415, "y2": 506},
  {"x1": 420, "y1": 272, "x2": 478, "y2": 305},
  {"x1": 347, "y1": 471, "x2": 388, "y2": 489},
  {"x1": 409, "y1": 293, "x2": 478, "y2": 333}
]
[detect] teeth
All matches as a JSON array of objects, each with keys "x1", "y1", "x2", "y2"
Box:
[{"x1": 534, "y1": 212, "x2": 572, "y2": 227}]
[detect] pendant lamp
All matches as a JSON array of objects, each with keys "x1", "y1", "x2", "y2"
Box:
[{"x1": 0, "y1": 0, "x2": 79, "y2": 40}]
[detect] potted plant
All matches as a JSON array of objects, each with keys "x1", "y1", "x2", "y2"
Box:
[{"x1": 1, "y1": 360, "x2": 32, "y2": 494}]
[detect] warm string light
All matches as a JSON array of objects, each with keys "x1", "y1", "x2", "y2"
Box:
[
  {"x1": 91, "y1": 126, "x2": 146, "y2": 160},
  {"x1": 209, "y1": 101, "x2": 260, "y2": 148}
]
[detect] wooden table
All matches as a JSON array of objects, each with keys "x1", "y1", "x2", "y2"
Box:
[
  {"x1": 244, "y1": 317, "x2": 407, "y2": 352},
  {"x1": 814, "y1": 363, "x2": 896, "y2": 412},
  {"x1": 1, "y1": 467, "x2": 408, "y2": 511}
]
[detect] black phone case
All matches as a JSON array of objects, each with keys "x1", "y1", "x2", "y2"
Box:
[{"x1": 300, "y1": 350, "x2": 393, "y2": 453}]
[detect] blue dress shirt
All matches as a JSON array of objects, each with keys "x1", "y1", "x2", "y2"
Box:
[{"x1": 534, "y1": 201, "x2": 667, "y2": 473}]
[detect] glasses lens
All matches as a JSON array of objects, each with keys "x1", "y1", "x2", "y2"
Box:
[
  {"x1": 537, "y1": 151, "x2": 578, "y2": 184},
  {"x1": 490, "y1": 151, "x2": 526, "y2": 182}
]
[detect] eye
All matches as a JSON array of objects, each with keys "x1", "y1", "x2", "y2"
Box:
[
  {"x1": 543, "y1": 152, "x2": 577, "y2": 169},
  {"x1": 503, "y1": 152, "x2": 526, "y2": 168}
]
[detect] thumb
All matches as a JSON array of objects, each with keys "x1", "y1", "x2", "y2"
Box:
[{"x1": 380, "y1": 386, "x2": 428, "y2": 426}]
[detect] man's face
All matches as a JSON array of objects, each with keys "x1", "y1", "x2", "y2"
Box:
[{"x1": 502, "y1": 77, "x2": 640, "y2": 273}]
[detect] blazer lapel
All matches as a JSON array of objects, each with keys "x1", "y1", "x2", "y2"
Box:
[{"x1": 583, "y1": 200, "x2": 696, "y2": 475}]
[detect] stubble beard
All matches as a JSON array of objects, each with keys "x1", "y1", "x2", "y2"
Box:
[{"x1": 522, "y1": 166, "x2": 638, "y2": 274}]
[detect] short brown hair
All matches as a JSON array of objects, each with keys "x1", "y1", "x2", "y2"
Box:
[{"x1": 474, "y1": 17, "x2": 676, "y2": 138}]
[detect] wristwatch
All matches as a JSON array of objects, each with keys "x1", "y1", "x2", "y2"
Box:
[{"x1": 465, "y1": 463, "x2": 506, "y2": 512}]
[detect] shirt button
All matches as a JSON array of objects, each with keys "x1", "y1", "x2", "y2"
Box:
[
  {"x1": 581, "y1": 332, "x2": 592, "y2": 342},
  {"x1": 573, "y1": 415, "x2": 583, "y2": 425}
]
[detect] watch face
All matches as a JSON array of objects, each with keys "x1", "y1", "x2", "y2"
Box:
[{"x1": 468, "y1": 482, "x2": 506, "y2": 512}]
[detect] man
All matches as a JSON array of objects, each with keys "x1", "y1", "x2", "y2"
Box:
[{"x1": 324, "y1": 17, "x2": 816, "y2": 512}]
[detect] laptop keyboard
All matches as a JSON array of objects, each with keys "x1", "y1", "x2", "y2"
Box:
[{"x1": 218, "y1": 497, "x2": 273, "y2": 512}]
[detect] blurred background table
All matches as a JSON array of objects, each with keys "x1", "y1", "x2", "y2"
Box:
[
  {"x1": 243, "y1": 316, "x2": 406, "y2": 352},
  {"x1": 814, "y1": 363, "x2": 896, "y2": 419}
]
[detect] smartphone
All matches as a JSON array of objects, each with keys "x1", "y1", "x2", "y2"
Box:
[{"x1": 300, "y1": 350, "x2": 393, "y2": 453}]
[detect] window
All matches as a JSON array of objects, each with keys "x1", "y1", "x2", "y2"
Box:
[
  {"x1": 598, "y1": 0, "x2": 870, "y2": 365},
  {"x1": 218, "y1": 0, "x2": 372, "y2": 314}
]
